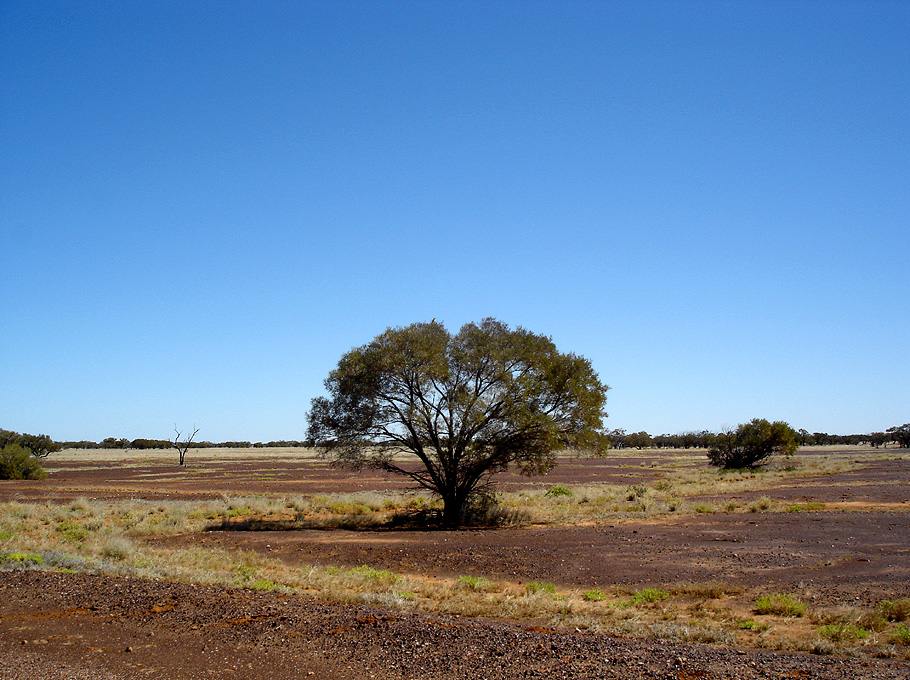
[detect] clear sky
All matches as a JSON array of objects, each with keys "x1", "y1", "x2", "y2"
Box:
[{"x1": 2, "y1": 1, "x2": 908, "y2": 443}]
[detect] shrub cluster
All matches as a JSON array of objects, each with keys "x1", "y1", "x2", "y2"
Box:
[
  {"x1": 0, "y1": 442, "x2": 47, "y2": 480},
  {"x1": 0, "y1": 428, "x2": 60, "y2": 459},
  {"x1": 707, "y1": 419, "x2": 798, "y2": 469}
]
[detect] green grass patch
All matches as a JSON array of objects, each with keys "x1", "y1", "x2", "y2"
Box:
[
  {"x1": 632, "y1": 587, "x2": 671, "y2": 604},
  {"x1": 817, "y1": 623, "x2": 870, "y2": 642},
  {"x1": 754, "y1": 593, "x2": 806, "y2": 617},
  {"x1": 457, "y1": 575, "x2": 492, "y2": 591},
  {"x1": 738, "y1": 619, "x2": 769, "y2": 632},
  {"x1": 349, "y1": 565, "x2": 400, "y2": 585},
  {"x1": 544, "y1": 485, "x2": 573, "y2": 498},
  {"x1": 525, "y1": 581, "x2": 556, "y2": 595},
  {"x1": 1, "y1": 551, "x2": 44, "y2": 566},
  {"x1": 55, "y1": 520, "x2": 89, "y2": 542},
  {"x1": 582, "y1": 588, "x2": 606, "y2": 602},
  {"x1": 785, "y1": 502, "x2": 825, "y2": 512}
]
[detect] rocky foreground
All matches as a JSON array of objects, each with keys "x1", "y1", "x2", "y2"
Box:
[{"x1": 2, "y1": 571, "x2": 908, "y2": 680}]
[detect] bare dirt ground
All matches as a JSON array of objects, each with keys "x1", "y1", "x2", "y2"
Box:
[
  {"x1": 2, "y1": 446, "x2": 909, "y2": 678},
  {"x1": 4, "y1": 569, "x2": 908, "y2": 680}
]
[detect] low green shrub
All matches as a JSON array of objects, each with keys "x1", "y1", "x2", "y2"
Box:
[
  {"x1": 525, "y1": 581, "x2": 556, "y2": 595},
  {"x1": 0, "y1": 443, "x2": 47, "y2": 480},
  {"x1": 0, "y1": 551, "x2": 44, "y2": 567},
  {"x1": 738, "y1": 619, "x2": 769, "y2": 632},
  {"x1": 818, "y1": 623, "x2": 870, "y2": 642},
  {"x1": 632, "y1": 588, "x2": 671, "y2": 604},
  {"x1": 583, "y1": 588, "x2": 606, "y2": 602},
  {"x1": 349, "y1": 565, "x2": 400, "y2": 585},
  {"x1": 785, "y1": 502, "x2": 825, "y2": 512},
  {"x1": 879, "y1": 599, "x2": 910, "y2": 622},
  {"x1": 754, "y1": 593, "x2": 806, "y2": 617},
  {"x1": 457, "y1": 575, "x2": 492, "y2": 591}
]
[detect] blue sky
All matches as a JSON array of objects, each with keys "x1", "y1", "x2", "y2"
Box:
[{"x1": 2, "y1": 1, "x2": 908, "y2": 442}]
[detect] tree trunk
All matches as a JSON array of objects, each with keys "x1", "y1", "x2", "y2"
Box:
[{"x1": 440, "y1": 486, "x2": 464, "y2": 527}]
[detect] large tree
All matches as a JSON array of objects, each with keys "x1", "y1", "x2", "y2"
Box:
[{"x1": 307, "y1": 319, "x2": 609, "y2": 526}]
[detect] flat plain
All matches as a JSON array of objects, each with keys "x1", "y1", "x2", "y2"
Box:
[{"x1": 1, "y1": 445, "x2": 909, "y2": 679}]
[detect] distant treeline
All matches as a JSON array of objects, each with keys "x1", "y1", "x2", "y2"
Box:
[
  {"x1": 608, "y1": 425, "x2": 910, "y2": 450},
  {"x1": 57, "y1": 437, "x2": 312, "y2": 450},
  {"x1": 18, "y1": 424, "x2": 910, "y2": 453}
]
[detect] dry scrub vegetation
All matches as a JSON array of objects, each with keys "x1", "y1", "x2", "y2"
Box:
[{"x1": 2, "y1": 447, "x2": 909, "y2": 661}]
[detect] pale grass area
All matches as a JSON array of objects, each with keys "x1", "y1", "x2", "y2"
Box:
[{"x1": 50, "y1": 446, "x2": 324, "y2": 467}]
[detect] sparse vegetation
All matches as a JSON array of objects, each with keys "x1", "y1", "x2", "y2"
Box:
[
  {"x1": 879, "y1": 599, "x2": 910, "y2": 622},
  {"x1": 583, "y1": 588, "x2": 606, "y2": 601},
  {"x1": 525, "y1": 581, "x2": 557, "y2": 595},
  {"x1": 2, "y1": 445, "x2": 908, "y2": 665},
  {"x1": 631, "y1": 588, "x2": 671, "y2": 605},
  {"x1": 818, "y1": 622, "x2": 871, "y2": 642},
  {"x1": 754, "y1": 593, "x2": 807, "y2": 617}
]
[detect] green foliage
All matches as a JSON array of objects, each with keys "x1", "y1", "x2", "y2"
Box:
[
  {"x1": 544, "y1": 485, "x2": 573, "y2": 498},
  {"x1": 457, "y1": 575, "x2": 493, "y2": 591},
  {"x1": 525, "y1": 581, "x2": 556, "y2": 595},
  {"x1": 0, "y1": 443, "x2": 47, "y2": 480},
  {"x1": 55, "y1": 520, "x2": 89, "y2": 542},
  {"x1": 754, "y1": 593, "x2": 806, "y2": 617},
  {"x1": 707, "y1": 419, "x2": 799, "y2": 469},
  {"x1": 886, "y1": 423, "x2": 910, "y2": 448},
  {"x1": 892, "y1": 625, "x2": 910, "y2": 645},
  {"x1": 817, "y1": 623, "x2": 870, "y2": 642},
  {"x1": 582, "y1": 588, "x2": 606, "y2": 602},
  {"x1": 349, "y1": 565, "x2": 400, "y2": 585},
  {"x1": 878, "y1": 599, "x2": 910, "y2": 622},
  {"x1": 0, "y1": 429, "x2": 60, "y2": 459},
  {"x1": 785, "y1": 502, "x2": 825, "y2": 512},
  {"x1": 632, "y1": 588, "x2": 671, "y2": 604},
  {"x1": 307, "y1": 318, "x2": 609, "y2": 526},
  {"x1": 738, "y1": 619, "x2": 770, "y2": 632},
  {"x1": 1, "y1": 551, "x2": 45, "y2": 566}
]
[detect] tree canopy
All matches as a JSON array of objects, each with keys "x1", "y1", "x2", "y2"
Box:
[
  {"x1": 0, "y1": 429, "x2": 60, "y2": 458},
  {"x1": 306, "y1": 319, "x2": 609, "y2": 526},
  {"x1": 886, "y1": 423, "x2": 910, "y2": 449},
  {"x1": 707, "y1": 418, "x2": 798, "y2": 469}
]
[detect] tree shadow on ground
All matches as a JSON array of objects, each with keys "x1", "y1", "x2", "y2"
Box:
[{"x1": 205, "y1": 506, "x2": 529, "y2": 533}]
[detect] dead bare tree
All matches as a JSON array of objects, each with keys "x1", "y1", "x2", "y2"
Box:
[{"x1": 172, "y1": 425, "x2": 199, "y2": 466}]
